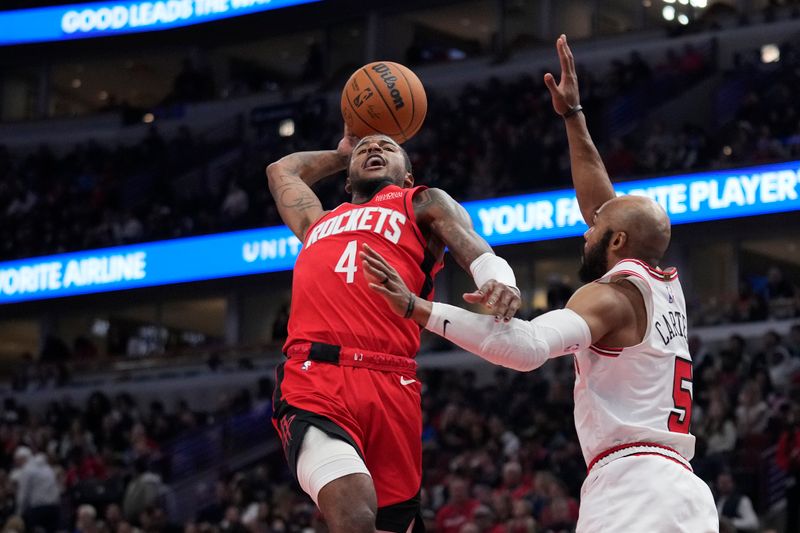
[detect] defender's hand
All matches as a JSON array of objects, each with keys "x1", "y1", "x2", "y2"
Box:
[
  {"x1": 360, "y1": 243, "x2": 431, "y2": 325},
  {"x1": 336, "y1": 124, "x2": 360, "y2": 160},
  {"x1": 463, "y1": 282, "x2": 521, "y2": 322},
  {"x1": 544, "y1": 34, "x2": 580, "y2": 116}
]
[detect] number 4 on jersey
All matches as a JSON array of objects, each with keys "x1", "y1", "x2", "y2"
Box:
[
  {"x1": 668, "y1": 357, "x2": 693, "y2": 433},
  {"x1": 335, "y1": 240, "x2": 359, "y2": 283}
]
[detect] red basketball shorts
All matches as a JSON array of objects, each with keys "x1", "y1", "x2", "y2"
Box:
[{"x1": 272, "y1": 342, "x2": 423, "y2": 530}]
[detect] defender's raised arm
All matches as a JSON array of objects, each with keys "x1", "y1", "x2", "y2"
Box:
[{"x1": 544, "y1": 35, "x2": 615, "y2": 226}]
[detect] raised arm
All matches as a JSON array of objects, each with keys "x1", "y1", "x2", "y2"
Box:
[
  {"x1": 266, "y1": 128, "x2": 358, "y2": 240},
  {"x1": 360, "y1": 245, "x2": 635, "y2": 372},
  {"x1": 413, "y1": 187, "x2": 521, "y2": 321},
  {"x1": 544, "y1": 35, "x2": 615, "y2": 226}
]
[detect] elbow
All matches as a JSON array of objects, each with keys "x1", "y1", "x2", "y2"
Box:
[{"x1": 479, "y1": 340, "x2": 545, "y2": 372}]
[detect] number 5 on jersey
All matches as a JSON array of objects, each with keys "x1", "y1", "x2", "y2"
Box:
[
  {"x1": 335, "y1": 240, "x2": 359, "y2": 283},
  {"x1": 668, "y1": 357, "x2": 693, "y2": 433}
]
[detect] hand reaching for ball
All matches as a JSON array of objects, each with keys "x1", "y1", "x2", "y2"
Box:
[{"x1": 337, "y1": 124, "x2": 360, "y2": 160}]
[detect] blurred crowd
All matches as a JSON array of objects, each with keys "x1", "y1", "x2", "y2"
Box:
[
  {"x1": 2, "y1": 38, "x2": 799, "y2": 263},
  {"x1": 0, "y1": 41, "x2": 718, "y2": 262},
  {"x1": 1, "y1": 322, "x2": 800, "y2": 532},
  {"x1": 0, "y1": 126, "x2": 239, "y2": 262},
  {"x1": 692, "y1": 267, "x2": 800, "y2": 327},
  {"x1": 0, "y1": 381, "x2": 276, "y2": 533}
]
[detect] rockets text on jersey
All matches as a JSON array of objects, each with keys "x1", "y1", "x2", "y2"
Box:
[
  {"x1": 304, "y1": 206, "x2": 407, "y2": 247},
  {"x1": 284, "y1": 185, "x2": 443, "y2": 359}
]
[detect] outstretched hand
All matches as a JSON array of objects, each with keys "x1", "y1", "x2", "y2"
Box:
[
  {"x1": 544, "y1": 34, "x2": 580, "y2": 116},
  {"x1": 361, "y1": 243, "x2": 430, "y2": 325},
  {"x1": 337, "y1": 123, "x2": 360, "y2": 159}
]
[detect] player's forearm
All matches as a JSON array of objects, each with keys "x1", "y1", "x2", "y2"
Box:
[
  {"x1": 425, "y1": 303, "x2": 547, "y2": 371},
  {"x1": 564, "y1": 112, "x2": 616, "y2": 225},
  {"x1": 423, "y1": 304, "x2": 591, "y2": 371},
  {"x1": 268, "y1": 150, "x2": 348, "y2": 187}
]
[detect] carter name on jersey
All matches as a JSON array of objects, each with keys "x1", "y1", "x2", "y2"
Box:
[
  {"x1": 305, "y1": 206, "x2": 408, "y2": 247},
  {"x1": 655, "y1": 310, "x2": 688, "y2": 346}
]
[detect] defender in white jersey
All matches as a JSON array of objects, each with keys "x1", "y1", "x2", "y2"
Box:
[{"x1": 361, "y1": 35, "x2": 718, "y2": 533}]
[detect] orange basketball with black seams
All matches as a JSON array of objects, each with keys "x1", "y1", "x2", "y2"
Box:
[{"x1": 341, "y1": 61, "x2": 427, "y2": 144}]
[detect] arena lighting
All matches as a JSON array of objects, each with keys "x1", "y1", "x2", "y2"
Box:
[
  {"x1": 761, "y1": 44, "x2": 781, "y2": 63},
  {"x1": 0, "y1": 0, "x2": 322, "y2": 46},
  {"x1": 662, "y1": 5, "x2": 676, "y2": 21},
  {"x1": 1, "y1": 160, "x2": 799, "y2": 304},
  {"x1": 278, "y1": 118, "x2": 295, "y2": 137}
]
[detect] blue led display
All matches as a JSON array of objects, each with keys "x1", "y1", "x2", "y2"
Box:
[
  {"x1": 0, "y1": 0, "x2": 321, "y2": 46},
  {"x1": 1, "y1": 160, "x2": 798, "y2": 304}
]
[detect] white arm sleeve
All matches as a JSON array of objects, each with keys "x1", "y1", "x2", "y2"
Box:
[
  {"x1": 469, "y1": 252, "x2": 517, "y2": 289},
  {"x1": 425, "y1": 303, "x2": 592, "y2": 371}
]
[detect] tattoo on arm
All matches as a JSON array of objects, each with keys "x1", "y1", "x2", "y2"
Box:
[
  {"x1": 267, "y1": 160, "x2": 329, "y2": 239},
  {"x1": 414, "y1": 188, "x2": 492, "y2": 271},
  {"x1": 275, "y1": 180, "x2": 322, "y2": 212}
]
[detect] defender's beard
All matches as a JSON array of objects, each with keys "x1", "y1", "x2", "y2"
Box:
[{"x1": 579, "y1": 229, "x2": 614, "y2": 283}]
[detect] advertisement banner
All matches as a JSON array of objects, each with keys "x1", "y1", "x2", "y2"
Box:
[
  {"x1": 1, "y1": 160, "x2": 798, "y2": 304},
  {"x1": 0, "y1": 0, "x2": 320, "y2": 46}
]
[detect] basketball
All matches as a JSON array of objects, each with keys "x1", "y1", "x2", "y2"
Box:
[{"x1": 341, "y1": 61, "x2": 427, "y2": 144}]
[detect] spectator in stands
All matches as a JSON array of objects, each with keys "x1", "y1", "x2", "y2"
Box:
[
  {"x1": 776, "y1": 401, "x2": 800, "y2": 533},
  {"x1": 0, "y1": 471, "x2": 16, "y2": 528},
  {"x1": 436, "y1": 477, "x2": 481, "y2": 533},
  {"x1": 735, "y1": 380, "x2": 769, "y2": 437},
  {"x1": 469, "y1": 504, "x2": 505, "y2": 533},
  {"x1": 696, "y1": 399, "x2": 738, "y2": 474},
  {"x1": 75, "y1": 504, "x2": 98, "y2": 533},
  {"x1": 115, "y1": 210, "x2": 144, "y2": 244},
  {"x1": 764, "y1": 267, "x2": 796, "y2": 319},
  {"x1": 196, "y1": 480, "x2": 230, "y2": 525},
  {"x1": 12, "y1": 447, "x2": 60, "y2": 532},
  {"x1": 727, "y1": 280, "x2": 768, "y2": 323},
  {"x1": 496, "y1": 461, "x2": 531, "y2": 502},
  {"x1": 715, "y1": 471, "x2": 759, "y2": 532},
  {"x1": 122, "y1": 458, "x2": 167, "y2": 524},
  {"x1": 789, "y1": 323, "x2": 800, "y2": 358},
  {"x1": 761, "y1": 331, "x2": 799, "y2": 392},
  {"x1": 104, "y1": 503, "x2": 123, "y2": 533},
  {"x1": 220, "y1": 181, "x2": 249, "y2": 227},
  {"x1": 505, "y1": 499, "x2": 536, "y2": 532}
]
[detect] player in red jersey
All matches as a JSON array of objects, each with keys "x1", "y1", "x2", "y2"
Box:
[{"x1": 267, "y1": 127, "x2": 522, "y2": 533}]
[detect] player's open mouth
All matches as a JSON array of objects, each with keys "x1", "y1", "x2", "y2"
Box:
[{"x1": 364, "y1": 155, "x2": 386, "y2": 169}]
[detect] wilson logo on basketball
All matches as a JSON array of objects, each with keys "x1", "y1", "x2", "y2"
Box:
[{"x1": 371, "y1": 63, "x2": 405, "y2": 110}]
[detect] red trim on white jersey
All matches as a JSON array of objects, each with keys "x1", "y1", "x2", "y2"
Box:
[
  {"x1": 587, "y1": 441, "x2": 692, "y2": 473},
  {"x1": 589, "y1": 345, "x2": 623, "y2": 357},
  {"x1": 610, "y1": 269, "x2": 647, "y2": 281},
  {"x1": 619, "y1": 259, "x2": 678, "y2": 282}
]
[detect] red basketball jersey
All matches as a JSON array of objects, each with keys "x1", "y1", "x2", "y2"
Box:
[{"x1": 284, "y1": 185, "x2": 443, "y2": 358}]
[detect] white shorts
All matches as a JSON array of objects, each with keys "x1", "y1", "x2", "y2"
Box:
[{"x1": 577, "y1": 455, "x2": 719, "y2": 533}]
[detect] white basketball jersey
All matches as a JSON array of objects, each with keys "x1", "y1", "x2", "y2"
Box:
[{"x1": 573, "y1": 259, "x2": 696, "y2": 470}]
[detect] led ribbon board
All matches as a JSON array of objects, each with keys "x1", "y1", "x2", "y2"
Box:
[
  {"x1": 0, "y1": 0, "x2": 321, "y2": 46},
  {"x1": 0, "y1": 160, "x2": 798, "y2": 304}
]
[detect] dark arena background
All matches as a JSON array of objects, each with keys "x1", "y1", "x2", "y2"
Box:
[{"x1": 0, "y1": 0, "x2": 800, "y2": 531}]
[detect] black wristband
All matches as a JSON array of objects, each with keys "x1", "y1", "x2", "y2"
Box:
[
  {"x1": 403, "y1": 295, "x2": 415, "y2": 319},
  {"x1": 563, "y1": 104, "x2": 583, "y2": 119}
]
